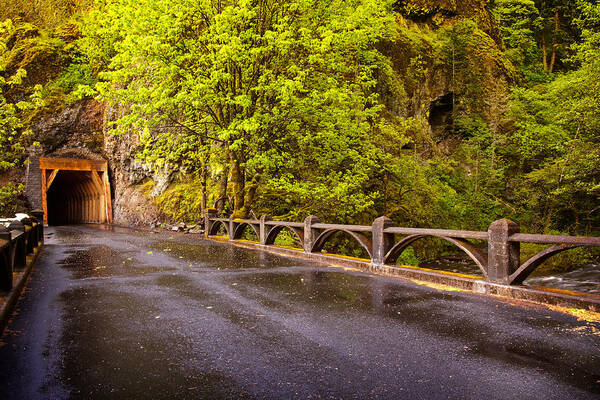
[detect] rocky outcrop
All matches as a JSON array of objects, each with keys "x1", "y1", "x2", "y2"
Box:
[
  {"x1": 102, "y1": 103, "x2": 165, "y2": 225},
  {"x1": 381, "y1": 0, "x2": 515, "y2": 147},
  {"x1": 32, "y1": 99, "x2": 105, "y2": 155}
]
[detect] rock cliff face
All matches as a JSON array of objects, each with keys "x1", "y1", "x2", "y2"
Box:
[
  {"x1": 33, "y1": 99, "x2": 105, "y2": 154},
  {"x1": 102, "y1": 103, "x2": 163, "y2": 225},
  {"x1": 24, "y1": 99, "x2": 105, "y2": 210},
  {"x1": 380, "y1": 0, "x2": 513, "y2": 147}
]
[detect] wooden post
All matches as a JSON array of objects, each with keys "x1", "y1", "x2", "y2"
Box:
[
  {"x1": 204, "y1": 209, "x2": 217, "y2": 237},
  {"x1": 102, "y1": 168, "x2": 113, "y2": 223},
  {"x1": 41, "y1": 168, "x2": 48, "y2": 224}
]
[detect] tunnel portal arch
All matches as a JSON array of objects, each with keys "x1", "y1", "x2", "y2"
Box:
[{"x1": 40, "y1": 157, "x2": 113, "y2": 225}]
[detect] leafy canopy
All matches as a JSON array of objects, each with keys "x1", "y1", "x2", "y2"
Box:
[
  {"x1": 84, "y1": 0, "x2": 396, "y2": 217},
  {"x1": 0, "y1": 20, "x2": 42, "y2": 171}
]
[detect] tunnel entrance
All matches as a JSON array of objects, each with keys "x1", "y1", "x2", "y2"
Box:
[{"x1": 40, "y1": 158, "x2": 113, "y2": 225}]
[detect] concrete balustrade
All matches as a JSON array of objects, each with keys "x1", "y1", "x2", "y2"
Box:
[
  {"x1": 0, "y1": 211, "x2": 45, "y2": 291},
  {"x1": 205, "y1": 212, "x2": 600, "y2": 286}
]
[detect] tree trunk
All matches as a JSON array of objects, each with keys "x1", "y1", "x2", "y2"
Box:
[
  {"x1": 243, "y1": 174, "x2": 260, "y2": 216},
  {"x1": 216, "y1": 165, "x2": 229, "y2": 213},
  {"x1": 549, "y1": 10, "x2": 559, "y2": 74},
  {"x1": 541, "y1": 2, "x2": 548, "y2": 72},
  {"x1": 200, "y1": 161, "x2": 208, "y2": 212},
  {"x1": 230, "y1": 152, "x2": 245, "y2": 218},
  {"x1": 541, "y1": 34, "x2": 548, "y2": 72}
]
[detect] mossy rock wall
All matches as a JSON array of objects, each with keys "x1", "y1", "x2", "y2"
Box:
[{"x1": 0, "y1": 0, "x2": 94, "y2": 30}]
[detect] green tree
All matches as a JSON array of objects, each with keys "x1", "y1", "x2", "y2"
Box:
[
  {"x1": 0, "y1": 20, "x2": 42, "y2": 171},
  {"x1": 494, "y1": 0, "x2": 540, "y2": 67},
  {"x1": 505, "y1": 1, "x2": 600, "y2": 233},
  {"x1": 84, "y1": 0, "x2": 395, "y2": 218}
]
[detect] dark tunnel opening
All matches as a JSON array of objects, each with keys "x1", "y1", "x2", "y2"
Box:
[{"x1": 46, "y1": 170, "x2": 107, "y2": 226}]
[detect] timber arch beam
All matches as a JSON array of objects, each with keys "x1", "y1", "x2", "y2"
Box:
[{"x1": 40, "y1": 157, "x2": 112, "y2": 225}]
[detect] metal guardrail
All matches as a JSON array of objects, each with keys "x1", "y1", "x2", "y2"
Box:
[
  {"x1": 0, "y1": 210, "x2": 44, "y2": 291},
  {"x1": 203, "y1": 211, "x2": 600, "y2": 286}
]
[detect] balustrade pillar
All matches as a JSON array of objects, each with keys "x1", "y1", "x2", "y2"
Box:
[
  {"x1": 8, "y1": 221, "x2": 26, "y2": 269},
  {"x1": 260, "y1": 215, "x2": 272, "y2": 245},
  {"x1": 0, "y1": 226, "x2": 12, "y2": 291},
  {"x1": 229, "y1": 218, "x2": 235, "y2": 240},
  {"x1": 372, "y1": 216, "x2": 395, "y2": 265},
  {"x1": 204, "y1": 208, "x2": 217, "y2": 238},
  {"x1": 487, "y1": 219, "x2": 520, "y2": 284},
  {"x1": 303, "y1": 215, "x2": 320, "y2": 253},
  {"x1": 31, "y1": 209, "x2": 44, "y2": 244}
]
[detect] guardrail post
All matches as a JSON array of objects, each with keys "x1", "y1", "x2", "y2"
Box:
[
  {"x1": 260, "y1": 215, "x2": 272, "y2": 245},
  {"x1": 487, "y1": 219, "x2": 520, "y2": 284},
  {"x1": 21, "y1": 217, "x2": 34, "y2": 254},
  {"x1": 303, "y1": 215, "x2": 320, "y2": 253},
  {"x1": 8, "y1": 221, "x2": 26, "y2": 269},
  {"x1": 372, "y1": 216, "x2": 395, "y2": 265},
  {"x1": 204, "y1": 208, "x2": 217, "y2": 238},
  {"x1": 0, "y1": 226, "x2": 11, "y2": 243},
  {"x1": 31, "y1": 209, "x2": 44, "y2": 244},
  {"x1": 0, "y1": 226, "x2": 12, "y2": 291},
  {"x1": 229, "y1": 218, "x2": 235, "y2": 240}
]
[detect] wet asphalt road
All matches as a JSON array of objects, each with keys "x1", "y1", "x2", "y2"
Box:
[{"x1": 0, "y1": 225, "x2": 599, "y2": 400}]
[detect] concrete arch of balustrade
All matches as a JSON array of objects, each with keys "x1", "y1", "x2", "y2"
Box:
[
  {"x1": 384, "y1": 234, "x2": 489, "y2": 278},
  {"x1": 310, "y1": 229, "x2": 373, "y2": 259},
  {"x1": 509, "y1": 244, "x2": 584, "y2": 285},
  {"x1": 232, "y1": 222, "x2": 260, "y2": 240},
  {"x1": 264, "y1": 225, "x2": 304, "y2": 247},
  {"x1": 208, "y1": 220, "x2": 230, "y2": 237}
]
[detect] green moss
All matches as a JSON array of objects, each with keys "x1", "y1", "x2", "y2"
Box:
[
  {"x1": 153, "y1": 181, "x2": 205, "y2": 223},
  {"x1": 0, "y1": 0, "x2": 94, "y2": 30},
  {"x1": 140, "y1": 179, "x2": 156, "y2": 196},
  {"x1": 395, "y1": 0, "x2": 458, "y2": 19},
  {"x1": 0, "y1": 182, "x2": 23, "y2": 215},
  {"x1": 3, "y1": 26, "x2": 68, "y2": 90}
]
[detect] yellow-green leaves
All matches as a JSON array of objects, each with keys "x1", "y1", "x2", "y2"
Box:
[{"x1": 84, "y1": 0, "x2": 397, "y2": 216}]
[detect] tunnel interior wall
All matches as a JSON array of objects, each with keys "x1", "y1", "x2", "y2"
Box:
[{"x1": 46, "y1": 170, "x2": 106, "y2": 225}]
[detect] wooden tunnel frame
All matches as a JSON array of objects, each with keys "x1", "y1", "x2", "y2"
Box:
[{"x1": 40, "y1": 157, "x2": 113, "y2": 225}]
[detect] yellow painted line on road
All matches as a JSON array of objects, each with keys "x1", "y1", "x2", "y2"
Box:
[
  {"x1": 398, "y1": 264, "x2": 481, "y2": 280},
  {"x1": 409, "y1": 279, "x2": 466, "y2": 293},
  {"x1": 547, "y1": 305, "x2": 600, "y2": 323}
]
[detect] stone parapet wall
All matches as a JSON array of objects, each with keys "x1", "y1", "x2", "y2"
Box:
[{"x1": 25, "y1": 156, "x2": 42, "y2": 210}]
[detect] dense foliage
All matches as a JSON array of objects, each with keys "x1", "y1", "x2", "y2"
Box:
[
  {"x1": 81, "y1": 0, "x2": 397, "y2": 219},
  {"x1": 1, "y1": 0, "x2": 599, "y2": 265}
]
